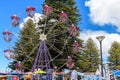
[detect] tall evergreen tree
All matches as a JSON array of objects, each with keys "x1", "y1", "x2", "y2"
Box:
[
  {"x1": 79, "y1": 38, "x2": 100, "y2": 72},
  {"x1": 9, "y1": 19, "x2": 39, "y2": 71},
  {"x1": 108, "y1": 41, "x2": 120, "y2": 70}
]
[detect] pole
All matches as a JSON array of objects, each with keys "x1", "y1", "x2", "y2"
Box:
[
  {"x1": 100, "y1": 41, "x2": 103, "y2": 77},
  {"x1": 96, "y1": 36, "x2": 105, "y2": 78}
]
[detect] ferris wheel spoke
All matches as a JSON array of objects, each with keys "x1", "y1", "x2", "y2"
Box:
[
  {"x1": 47, "y1": 30, "x2": 68, "y2": 39},
  {"x1": 46, "y1": 40, "x2": 60, "y2": 66},
  {"x1": 48, "y1": 32, "x2": 71, "y2": 57},
  {"x1": 61, "y1": 40, "x2": 69, "y2": 55},
  {"x1": 46, "y1": 42, "x2": 64, "y2": 61},
  {"x1": 47, "y1": 42, "x2": 63, "y2": 54},
  {"x1": 22, "y1": 55, "x2": 34, "y2": 64},
  {"x1": 22, "y1": 43, "x2": 39, "y2": 62},
  {"x1": 46, "y1": 23, "x2": 57, "y2": 36},
  {"x1": 48, "y1": 43, "x2": 63, "y2": 54},
  {"x1": 48, "y1": 24, "x2": 68, "y2": 38},
  {"x1": 56, "y1": 62, "x2": 66, "y2": 71},
  {"x1": 50, "y1": 29, "x2": 70, "y2": 55},
  {"x1": 46, "y1": 45, "x2": 54, "y2": 67},
  {"x1": 64, "y1": 45, "x2": 71, "y2": 56},
  {"x1": 43, "y1": 42, "x2": 64, "y2": 68},
  {"x1": 48, "y1": 36, "x2": 72, "y2": 45},
  {"x1": 29, "y1": 43, "x2": 39, "y2": 56},
  {"x1": 43, "y1": 17, "x2": 48, "y2": 34},
  {"x1": 48, "y1": 39, "x2": 63, "y2": 44},
  {"x1": 53, "y1": 59, "x2": 66, "y2": 61},
  {"x1": 62, "y1": 32, "x2": 73, "y2": 57}
]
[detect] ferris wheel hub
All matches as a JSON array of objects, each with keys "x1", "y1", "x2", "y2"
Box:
[{"x1": 39, "y1": 33, "x2": 47, "y2": 41}]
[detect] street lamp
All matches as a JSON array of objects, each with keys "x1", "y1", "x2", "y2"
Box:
[{"x1": 96, "y1": 36, "x2": 105, "y2": 77}]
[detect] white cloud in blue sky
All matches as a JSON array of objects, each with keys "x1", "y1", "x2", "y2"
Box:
[
  {"x1": 85, "y1": 0, "x2": 120, "y2": 32},
  {"x1": 20, "y1": 13, "x2": 46, "y2": 29},
  {"x1": 80, "y1": 30, "x2": 120, "y2": 62}
]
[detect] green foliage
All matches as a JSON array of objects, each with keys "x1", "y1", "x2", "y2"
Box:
[
  {"x1": 108, "y1": 41, "x2": 120, "y2": 70},
  {"x1": 79, "y1": 37, "x2": 100, "y2": 72},
  {"x1": 9, "y1": 19, "x2": 39, "y2": 71}
]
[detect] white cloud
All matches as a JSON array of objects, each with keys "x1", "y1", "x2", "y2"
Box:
[
  {"x1": 80, "y1": 30, "x2": 120, "y2": 62},
  {"x1": 85, "y1": 0, "x2": 120, "y2": 32},
  {"x1": 19, "y1": 23, "x2": 24, "y2": 29},
  {"x1": 19, "y1": 16, "x2": 33, "y2": 29},
  {"x1": 19, "y1": 13, "x2": 46, "y2": 29},
  {"x1": 33, "y1": 13, "x2": 46, "y2": 24}
]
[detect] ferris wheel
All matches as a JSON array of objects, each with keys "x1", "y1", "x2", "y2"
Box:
[{"x1": 3, "y1": 4, "x2": 81, "y2": 72}]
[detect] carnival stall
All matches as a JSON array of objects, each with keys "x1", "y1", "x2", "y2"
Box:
[{"x1": 0, "y1": 75, "x2": 19, "y2": 80}]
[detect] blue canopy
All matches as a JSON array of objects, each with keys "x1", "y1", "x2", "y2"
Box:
[{"x1": 113, "y1": 70, "x2": 120, "y2": 76}]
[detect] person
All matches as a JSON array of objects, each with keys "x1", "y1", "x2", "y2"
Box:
[
  {"x1": 12, "y1": 76, "x2": 17, "y2": 80},
  {"x1": 65, "y1": 77, "x2": 69, "y2": 80},
  {"x1": 8, "y1": 76, "x2": 12, "y2": 80}
]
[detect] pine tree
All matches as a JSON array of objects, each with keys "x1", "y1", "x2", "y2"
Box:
[
  {"x1": 79, "y1": 38, "x2": 100, "y2": 72},
  {"x1": 108, "y1": 41, "x2": 120, "y2": 70},
  {"x1": 9, "y1": 19, "x2": 39, "y2": 71}
]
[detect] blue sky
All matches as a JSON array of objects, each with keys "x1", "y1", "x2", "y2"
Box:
[
  {"x1": 0, "y1": 0, "x2": 120, "y2": 71},
  {"x1": 79, "y1": 0, "x2": 119, "y2": 33},
  {"x1": 0, "y1": 0, "x2": 44, "y2": 71}
]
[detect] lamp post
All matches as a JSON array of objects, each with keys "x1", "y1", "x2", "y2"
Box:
[{"x1": 96, "y1": 36, "x2": 105, "y2": 77}]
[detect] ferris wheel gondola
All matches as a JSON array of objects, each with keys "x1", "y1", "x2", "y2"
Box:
[
  {"x1": 59, "y1": 11, "x2": 68, "y2": 23},
  {"x1": 26, "y1": 6, "x2": 35, "y2": 18},
  {"x1": 43, "y1": 4, "x2": 53, "y2": 17},
  {"x1": 69, "y1": 24, "x2": 79, "y2": 37},
  {"x1": 11, "y1": 14, "x2": 20, "y2": 27},
  {"x1": 4, "y1": 49, "x2": 14, "y2": 60},
  {"x1": 3, "y1": 29, "x2": 13, "y2": 42}
]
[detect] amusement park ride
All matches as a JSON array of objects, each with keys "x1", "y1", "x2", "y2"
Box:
[{"x1": 2, "y1": 4, "x2": 80, "y2": 79}]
